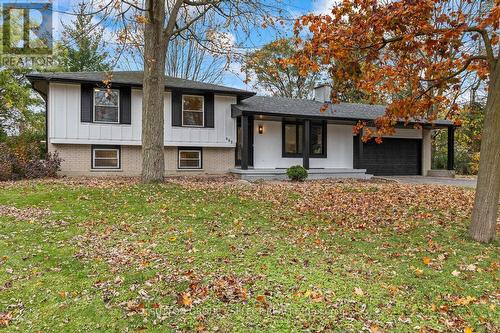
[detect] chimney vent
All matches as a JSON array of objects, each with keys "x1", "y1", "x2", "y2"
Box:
[{"x1": 313, "y1": 84, "x2": 332, "y2": 103}]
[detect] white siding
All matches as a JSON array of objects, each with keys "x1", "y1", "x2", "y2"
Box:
[
  {"x1": 253, "y1": 120, "x2": 353, "y2": 169},
  {"x1": 165, "y1": 94, "x2": 237, "y2": 147},
  {"x1": 48, "y1": 83, "x2": 237, "y2": 147}
]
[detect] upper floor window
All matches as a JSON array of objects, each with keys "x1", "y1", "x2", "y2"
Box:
[
  {"x1": 94, "y1": 88, "x2": 119, "y2": 123},
  {"x1": 182, "y1": 95, "x2": 204, "y2": 127}
]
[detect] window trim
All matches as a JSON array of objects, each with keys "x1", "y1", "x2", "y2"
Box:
[
  {"x1": 282, "y1": 121, "x2": 327, "y2": 158},
  {"x1": 93, "y1": 88, "x2": 120, "y2": 124},
  {"x1": 178, "y1": 147, "x2": 203, "y2": 170},
  {"x1": 91, "y1": 145, "x2": 121, "y2": 169},
  {"x1": 282, "y1": 121, "x2": 304, "y2": 158},
  {"x1": 181, "y1": 94, "x2": 204, "y2": 127},
  {"x1": 310, "y1": 121, "x2": 327, "y2": 158}
]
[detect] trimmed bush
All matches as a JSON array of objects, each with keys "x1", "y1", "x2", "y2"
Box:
[{"x1": 286, "y1": 165, "x2": 308, "y2": 182}]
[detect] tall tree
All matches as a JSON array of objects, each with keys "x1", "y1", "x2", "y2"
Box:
[
  {"x1": 90, "y1": 0, "x2": 283, "y2": 182},
  {"x1": 60, "y1": 1, "x2": 111, "y2": 72},
  {"x1": 121, "y1": 14, "x2": 227, "y2": 83},
  {"x1": 0, "y1": 68, "x2": 43, "y2": 139},
  {"x1": 293, "y1": 0, "x2": 499, "y2": 242},
  {"x1": 164, "y1": 35, "x2": 225, "y2": 83},
  {"x1": 243, "y1": 38, "x2": 320, "y2": 99}
]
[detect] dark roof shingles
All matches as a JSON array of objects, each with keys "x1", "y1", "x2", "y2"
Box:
[
  {"x1": 233, "y1": 95, "x2": 453, "y2": 126},
  {"x1": 27, "y1": 71, "x2": 254, "y2": 96}
]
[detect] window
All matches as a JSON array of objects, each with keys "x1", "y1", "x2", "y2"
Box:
[
  {"x1": 282, "y1": 122, "x2": 326, "y2": 158},
  {"x1": 283, "y1": 123, "x2": 304, "y2": 157},
  {"x1": 182, "y1": 95, "x2": 204, "y2": 127},
  {"x1": 310, "y1": 123, "x2": 326, "y2": 157},
  {"x1": 178, "y1": 148, "x2": 202, "y2": 169},
  {"x1": 92, "y1": 147, "x2": 120, "y2": 169},
  {"x1": 94, "y1": 88, "x2": 119, "y2": 123}
]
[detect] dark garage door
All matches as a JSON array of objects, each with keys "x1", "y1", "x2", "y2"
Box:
[{"x1": 354, "y1": 137, "x2": 422, "y2": 176}]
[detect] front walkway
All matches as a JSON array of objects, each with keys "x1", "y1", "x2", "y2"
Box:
[{"x1": 386, "y1": 176, "x2": 477, "y2": 188}]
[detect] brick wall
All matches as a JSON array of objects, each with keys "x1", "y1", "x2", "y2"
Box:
[{"x1": 49, "y1": 144, "x2": 235, "y2": 177}]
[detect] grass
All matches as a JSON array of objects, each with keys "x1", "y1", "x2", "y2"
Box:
[{"x1": 0, "y1": 178, "x2": 498, "y2": 332}]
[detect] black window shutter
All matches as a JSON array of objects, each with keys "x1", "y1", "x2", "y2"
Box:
[
  {"x1": 81, "y1": 84, "x2": 93, "y2": 122},
  {"x1": 204, "y1": 93, "x2": 214, "y2": 128},
  {"x1": 119, "y1": 86, "x2": 131, "y2": 124},
  {"x1": 172, "y1": 91, "x2": 182, "y2": 126}
]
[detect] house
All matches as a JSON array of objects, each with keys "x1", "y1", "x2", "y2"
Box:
[{"x1": 27, "y1": 71, "x2": 456, "y2": 180}]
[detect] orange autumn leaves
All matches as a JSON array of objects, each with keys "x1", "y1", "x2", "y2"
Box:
[
  {"x1": 292, "y1": 0, "x2": 499, "y2": 140},
  {"x1": 176, "y1": 275, "x2": 250, "y2": 308}
]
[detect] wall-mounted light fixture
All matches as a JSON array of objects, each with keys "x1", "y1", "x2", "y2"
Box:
[{"x1": 258, "y1": 124, "x2": 264, "y2": 134}]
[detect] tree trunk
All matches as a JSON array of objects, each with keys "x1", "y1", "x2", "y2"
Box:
[
  {"x1": 469, "y1": 60, "x2": 500, "y2": 242},
  {"x1": 142, "y1": 0, "x2": 166, "y2": 182}
]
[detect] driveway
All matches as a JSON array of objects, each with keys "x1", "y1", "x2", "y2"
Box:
[{"x1": 384, "y1": 176, "x2": 477, "y2": 188}]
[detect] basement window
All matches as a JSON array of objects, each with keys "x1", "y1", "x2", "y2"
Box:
[
  {"x1": 178, "y1": 148, "x2": 202, "y2": 169},
  {"x1": 92, "y1": 146, "x2": 120, "y2": 169}
]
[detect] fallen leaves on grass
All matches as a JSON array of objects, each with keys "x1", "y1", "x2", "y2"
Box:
[
  {"x1": 72, "y1": 227, "x2": 170, "y2": 272},
  {"x1": 354, "y1": 287, "x2": 364, "y2": 296},
  {"x1": 170, "y1": 178, "x2": 475, "y2": 232},
  {"x1": 0, "y1": 312, "x2": 12, "y2": 327},
  {"x1": 177, "y1": 292, "x2": 193, "y2": 307},
  {"x1": 0, "y1": 205, "x2": 52, "y2": 221}
]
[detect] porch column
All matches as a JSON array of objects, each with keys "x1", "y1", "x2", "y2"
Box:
[
  {"x1": 447, "y1": 126, "x2": 455, "y2": 170},
  {"x1": 354, "y1": 132, "x2": 363, "y2": 169},
  {"x1": 241, "y1": 115, "x2": 249, "y2": 170},
  {"x1": 303, "y1": 119, "x2": 310, "y2": 169}
]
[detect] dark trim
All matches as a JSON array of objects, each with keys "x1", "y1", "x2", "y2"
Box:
[
  {"x1": 204, "y1": 92, "x2": 215, "y2": 128},
  {"x1": 231, "y1": 108, "x2": 454, "y2": 129},
  {"x1": 172, "y1": 90, "x2": 182, "y2": 126},
  {"x1": 119, "y1": 86, "x2": 132, "y2": 124},
  {"x1": 235, "y1": 117, "x2": 253, "y2": 167},
  {"x1": 26, "y1": 76, "x2": 255, "y2": 100},
  {"x1": 282, "y1": 121, "x2": 327, "y2": 158},
  {"x1": 241, "y1": 115, "x2": 249, "y2": 170},
  {"x1": 81, "y1": 84, "x2": 94, "y2": 123},
  {"x1": 353, "y1": 134, "x2": 363, "y2": 169},
  {"x1": 447, "y1": 126, "x2": 455, "y2": 170},
  {"x1": 303, "y1": 119, "x2": 310, "y2": 169},
  {"x1": 310, "y1": 121, "x2": 327, "y2": 158},
  {"x1": 282, "y1": 121, "x2": 303, "y2": 158},
  {"x1": 177, "y1": 147, "x2": 203, "y2": 170},
  {"x1": 91, "y1": 145, "x2": 121, "y2": 169}
]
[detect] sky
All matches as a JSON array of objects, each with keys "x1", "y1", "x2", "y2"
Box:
[{"x1": 1, "y1": 0, "x2": 338, "y2": 91}]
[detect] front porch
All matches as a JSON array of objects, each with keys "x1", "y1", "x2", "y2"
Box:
[
  {"x1": 230, "y1": 96, "x2": 457, "y2": 181},
  {"x1": 230, "y1": 167, "x2": 371, "y2": 181}
]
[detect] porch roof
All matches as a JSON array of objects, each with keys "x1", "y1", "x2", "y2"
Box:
[{"x1": 232, "y1": 96, "x2": 454, "y2": 128}]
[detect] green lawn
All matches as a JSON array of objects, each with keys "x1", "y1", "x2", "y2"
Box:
[{"x1": 0, "y1": 178, "x2": 498, "y2": 332}]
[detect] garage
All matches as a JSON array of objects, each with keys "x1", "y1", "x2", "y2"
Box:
[{"x1": 354, "y1": 137, "x2": 422, "y2": 176}]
